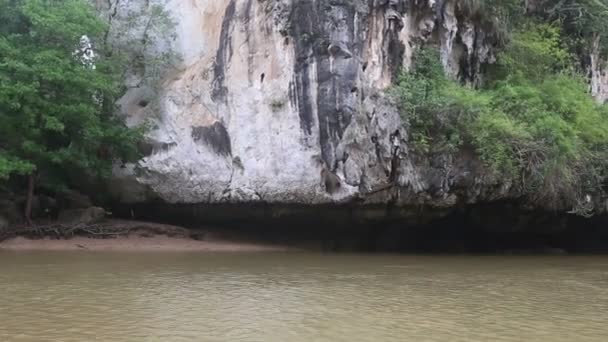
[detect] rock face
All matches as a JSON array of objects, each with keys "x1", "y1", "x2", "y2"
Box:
[
  {"x1": 0, "y1": 215, "x2": 8, "y2": 232},
  {"x1": 58, "y1": 207, "x2": 106, "y2": 225},
  {"x1": 590, "y1": 35, "x2": 608, "y2": 104},
  {"x1": 102, "y1": 0, "x2": 601, "y2": 212}
]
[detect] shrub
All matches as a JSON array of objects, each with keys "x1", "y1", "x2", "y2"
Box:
[{"x1": 394, "y1": 22, "x2": 608, "y2": 214}]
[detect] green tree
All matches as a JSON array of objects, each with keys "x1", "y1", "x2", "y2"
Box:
[
  {"x1": 0, "y1": 0, "x2": 141, "y2": 224},
  {"x1": 532, "y1": 0, "x2": 608, "y2": 55}
]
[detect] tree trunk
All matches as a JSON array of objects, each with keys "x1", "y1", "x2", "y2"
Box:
[{"x1": 24, "y1": 174, "x2": 35, "y2": 226}]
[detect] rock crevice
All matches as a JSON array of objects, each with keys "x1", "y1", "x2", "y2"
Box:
[{"x1": 104, "y1": 0, "x2": 606, "y2": 214}]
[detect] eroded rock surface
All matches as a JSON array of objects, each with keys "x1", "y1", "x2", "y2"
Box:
[{"x1": 100, "y1": 0, "x2": 604, "y2": 213}]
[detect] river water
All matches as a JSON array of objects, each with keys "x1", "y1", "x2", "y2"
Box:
[{"x1": 1, "y1": 252, "x2": 607, "y2": 341}]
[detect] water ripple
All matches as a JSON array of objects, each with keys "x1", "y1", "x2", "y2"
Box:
[{"x1": 0, "y1": 253, "x2": 607, "y2": 341}]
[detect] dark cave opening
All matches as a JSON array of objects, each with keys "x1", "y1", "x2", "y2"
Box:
[{"x1": 113, "y1": 201, "x2": 608, "y2": 254}]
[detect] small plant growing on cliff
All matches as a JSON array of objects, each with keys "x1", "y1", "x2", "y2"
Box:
[
  {"x1": 270, "y1": 99, "x2": 286, "y2": 112},
  {"x1": 0, "y1": 0, "x2": 142, "y2": 224}
]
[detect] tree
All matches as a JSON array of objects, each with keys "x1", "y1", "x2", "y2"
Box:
[
  {"x1": 529, "y1": 0, "x2": 608, "y2": 56},
  {"x1": 0, "y1": 0, "x2": 141, "y2": 225}
]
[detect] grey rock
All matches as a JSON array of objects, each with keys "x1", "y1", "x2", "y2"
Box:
[
  {"x1": 0, "y1": 215, "x2": 8, "y2": 231},
  {"x1": 58, "y1": 207, "x2": 106, "y2": 225},
  {"x1": 99, "y1": 0, "x2": 606, "y2": 213},
  {"x1": 0, "y1": 199, "x2": 20, "y2": 224},
  {"x1": 59, "y1": 190, "x2": 93, "y2": 210}
]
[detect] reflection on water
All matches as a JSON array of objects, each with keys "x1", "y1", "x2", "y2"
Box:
[{"x1": 1, "y1": 252, "x2": 608, "y2": 341}]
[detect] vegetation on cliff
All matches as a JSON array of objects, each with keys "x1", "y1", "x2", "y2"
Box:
[{"x1": 395, "y1": 2, "x2": 608, "y2": 215}]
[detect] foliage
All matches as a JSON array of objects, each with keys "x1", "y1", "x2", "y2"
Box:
[
  {"x1": 395, "y1": 22, "x2": 608, "y2": 213},
  {"x1": 393, "y1": 49, "x2": 488, "y2": 154},
  {"x1": 0, "y1": 0, "x2": 142, "y2": 192},
  {"x1": 497, "y1": 23, "x2": 572, "y2": 81},
  {"x1": 531, "y1": 0, "x2": 608, "y2": 55},
  {"x1": 0, "y1": 154, "x2": 34, "y2": 180}
]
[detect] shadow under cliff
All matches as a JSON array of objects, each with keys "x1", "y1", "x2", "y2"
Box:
[{"x1": 112, "y1": 201, "x2": 608, "y2": 254}]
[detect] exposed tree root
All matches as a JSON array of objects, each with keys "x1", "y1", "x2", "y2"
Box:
[{"x1": 0, "y1": 220, "x2": 194, "y2": 242}]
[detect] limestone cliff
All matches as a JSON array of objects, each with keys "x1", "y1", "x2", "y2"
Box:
[{"x1": 101, "y1": 0, "x2": 605, "y2": 214}]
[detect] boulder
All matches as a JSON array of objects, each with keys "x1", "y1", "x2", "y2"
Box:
[
  {"x1": 0, "y1": 215, "x2": 8, "y2": 231},
  {"x1": 58, "y1": 207, "x2": 106, "y2": 225},
  {"x1": 58, "y1": 190, "x2": 93, "y2": 210},
  {"x1": 0, "y1": 199, "x2": 20, "y2": 223}
]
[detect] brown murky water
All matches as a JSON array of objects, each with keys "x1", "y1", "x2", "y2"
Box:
[{"x1": 1, "y1": 252, "x2": 607, "y2": 341}]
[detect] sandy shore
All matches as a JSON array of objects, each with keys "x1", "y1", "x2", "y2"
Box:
[
  {"x1": 0, "y1": 236, "x2": 291, "y2": 252},
  {"x1": 0, "y1": 220, "x2": 291, "y2": 252}
]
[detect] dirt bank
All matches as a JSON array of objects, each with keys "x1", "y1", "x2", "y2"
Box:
[
  {"x1": 0, "y1": 236, "x2": 290, "y2": 252},
  {"x1": 0, "y1": 220, "x2": 291, "y2": 252}
]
